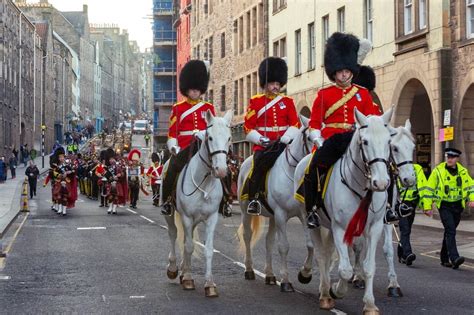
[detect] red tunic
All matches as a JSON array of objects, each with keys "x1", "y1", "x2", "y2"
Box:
[
  {"x1": 168, "y1": 99, "x2": 216, "y2": 149},
  {"x1": 244, "y1": 94, "x2": 300, "y2": 151},
  {"x1": 146, "y1": 164, "x2": 163, "y2": 185},
  {"x1": 309, "y1": 84, "x2": 381, "y2": 139}
]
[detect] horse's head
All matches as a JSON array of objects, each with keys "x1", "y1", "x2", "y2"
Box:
[
  {"x1": 389, "y1": 119, "x2": 416, "y2": 187},
  {"x1": 354, "y1": 108, "x2": 393, "y2": 191},
  {"x1": 204, "y1": 109, "x2": 233, "y2": 178},
  {"x1": 288, "y1": 115, "x2": 313, "y2": 158}
]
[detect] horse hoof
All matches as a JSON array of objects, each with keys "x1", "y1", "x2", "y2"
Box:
[
  {"x1": 179, "y1": 275, "x2": 183, "y2": 284},
  {"x1": 297, "y1": 271, "x2": 312, "y2": 284},
  {"x1": 363, "y1": 309, "x2": 380, "y2": 315},
  {"x1": 205, "y1": 286, "x2": 219, "y2": 298},
  {"x1": 353, "y1": 279, "x2": 365, "y2": 289},
  {"x1": 182, "y1": 279, "x2": 195, "y2": 290},
  {"x1": 280, "y1": 282, "x2": 295, "y2": 292},
  {"x1": 167, "y1": 269, "x2": 178, "y2": 280},
  {"x1": 244, "y1": 270, "x2": 255, "y2": 280},
  {"x1": 329, "y1": 287, "x2": 340, "y2": 299},
  {"x1": 387, "y1": 287, "x2": 403, "y2": 297},
  {"x1": 319, "y1": 297, "x2": 335, "y2": 310},
  {"x1": 265, "y1": 276, "x2": 277, "y2": 285}
]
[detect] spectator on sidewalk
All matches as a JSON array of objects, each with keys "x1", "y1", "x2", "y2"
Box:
[
  {"x1": 8, "y1": 153, "x2": 17, "y2": 179},
  {"x1": 30, "y1": 148, "x2": 37, "y2": 161},
  {"x1": 22, "y1": 144, "x2": 29, "y2": 167},
  {"x1": 12, "y1": 146, "x2": 18, "y2": 161},
  {"x1": 25, "y1": 160, "x2": 40, "y2": 199},
  {"x1": 0, "y1": 156, "x2": 6, "y2": 183}
]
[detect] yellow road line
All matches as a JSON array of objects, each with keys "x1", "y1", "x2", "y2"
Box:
[{"x1": 4, "y1": 213, "x2": 29, "y2": 255}]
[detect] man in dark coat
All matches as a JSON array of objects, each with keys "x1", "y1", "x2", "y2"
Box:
[{"x1": 25, "y1": 160, "x2": 40, "y2": 198}]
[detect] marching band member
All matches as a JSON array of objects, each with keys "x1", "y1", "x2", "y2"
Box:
[
  {"x1": 147, "y1": 152, "x2": 163, "y2": 207},
  {"x1": 161, "y1": 60, "x2": 215, "y2": 216},
  {"x1": 127, "y1": 149, "x2": 145, "y2": 209},
  {"x1": 302, "y1": 32, "x2": 382, "y2": 229},
  {"x1": 244, "y1": 57, "x2": 300, "y2": 215},
  {"x1": 96, "y1": 151, "x2": 109, "y2": 208}
]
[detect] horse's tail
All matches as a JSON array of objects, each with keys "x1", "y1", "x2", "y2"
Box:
[
  {"x1": 237, "y1": 216, "x2": 264, "y2": 254},
  {"x1": 175, "y1": 211, "x2": 202, "y2": 258},
  {"x1": 343, "y1": 190, "x2": 373, "y2": 246}
]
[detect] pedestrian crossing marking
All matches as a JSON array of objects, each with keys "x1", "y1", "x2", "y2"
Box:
[{"x1": 77, "y1": 227, "x2": 106, "y2": 230}]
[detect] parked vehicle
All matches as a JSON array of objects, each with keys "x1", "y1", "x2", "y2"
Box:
[{"x1": 133, "y1": 120, "x2": 149, "y2": 134}]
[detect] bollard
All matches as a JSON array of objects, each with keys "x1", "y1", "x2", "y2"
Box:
[
  {"x1": 0, "y1": 238, "x2": 5, "y2": 258},
  {"x1": 20, "y1": 178, "x2": 29, "y2": 212}
]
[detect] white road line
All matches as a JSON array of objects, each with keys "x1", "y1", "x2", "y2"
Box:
[
  {"x1": 130, "y1": 295, "x2": 146, "y2": 299},
  {"x1": 160, "y1": 225, "x2": 169, "y2": 230},
  {"x1": 102, "y1": 295, "x2": 106, "y2": 303},
  {"x1": 0, "y1": 275, "x2": 11, "y2": 280},
  {"x1": 139, "y1": 215, "x2": 155, "y2": 224},
  {"x1": 77, "y1": 227, "x2": 107, "y2": 230},
  {"x1": 126, "y1": 208, "x2": 137, "y2": 214}
]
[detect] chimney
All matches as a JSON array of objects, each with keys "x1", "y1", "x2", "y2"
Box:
[
  {"x1": 40, "y1": 0, "x2": 49, "y2": 4},
  {"x1": 83, "y1": 4, "x2": 88, "y2": 14}
]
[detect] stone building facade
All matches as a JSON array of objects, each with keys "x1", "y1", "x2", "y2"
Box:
[{"x1": 190, "y1": 0, "x2": 268, "y2": 159}]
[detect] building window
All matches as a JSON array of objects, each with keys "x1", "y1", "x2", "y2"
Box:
[
  {"x1": 273, "y1": 0, "x2": 287, "y2": 13},
  {"x1": 204, "y1": 38, "x2": 209, "y2": 60},
  {"x1": 364, "y1": 0, "x2": 373, "y2": 41},
  {"x1": 233, "y1": 80, "x2": 238, "y2": 115},
  {"x1": 295, "y1": 29, "x2": 301, "y2": 75},
  {"x1": 209, "y1": 35, "x2": 213, "y2": 64},
  {"x1": 220, "y1": 85, "x2": 226, "y2": 112},
  {"x1": 404, "y1": 0, "x2": 413, "y2": 35},
  {"x1": 252, "y1": 7, "x2": 257, "y2": 47},
  {"x1": 322, "y1": 15, "x2": 329, "y2": 62},
  {"x1": 308, "y1": 23, "x2": 315, "y2": 70},
  {"x1": 239, "y1": 16, "x2": 244, "y2": 53},
  {"x1": 273, "y1": 40, "x2": 279, "y2": 57},
  {"x1": 208, "y1": 89, "x2": 213, "y2": 103},
  {"x1": 280, "y1": 37, "x2": 286, "y2": 57},
  {"x1": 196, "y1": 45, "x2": 200, "y2": 59},
  {"x1": 419, "y1": 0, "x2": 427, "y2": 29},
  {"x1": 252, "y1": 71, "x2": 258, "y2": 96},
  {"x1": 239, "y1": 78, "x2": 244, "y2": 114},
  {"x1": 246, "y1": 75, "x2": 251, "y2": 105},
  {"x1": 221, "y1": 32, "x2": 226, "y2": 58},
  {"x1": 233, "y1": 20, "x2": 238, "y2": 55},
  {"x1": 468, "y1": 0, "x2": 474, "y2": 38},
  {"x1": 246, "y1": 11, "x2": 251, "y2": 49},
  {"x1": 337, "y1": 7, "x2": 345, "y2": 32}
]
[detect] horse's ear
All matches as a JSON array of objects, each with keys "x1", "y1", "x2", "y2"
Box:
[
  {"x1": 354, "y1": 108, "x2": 368, "y2": 127},
  {"x1": 404, "y1": 119, "x2": 411, "y2": 132},
  {"x1": 223, "y1": 110, "x2": 233, "y2": 126},
  {"x1": 382, "y1": 107, "x2": 394, "y2": 125},
  {"x1": 387, "y1": 125, "x2": 397, "y2": 136},
  {"x1": 205, "y1": 110, "x2": 215, "y2": 125},
  {"x1": 299, "y1": 114, "x2": 309, "y2": 128}
]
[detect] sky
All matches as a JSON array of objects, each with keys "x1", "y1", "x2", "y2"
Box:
[{"x1": 29, "y1": 0, "x2": 154, "y2": 51}]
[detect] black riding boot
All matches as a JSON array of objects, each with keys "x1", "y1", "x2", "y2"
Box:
[{"x1": 304, "y1": 164, "x2": 324, "y2": 229}]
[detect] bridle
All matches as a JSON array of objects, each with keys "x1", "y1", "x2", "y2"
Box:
[
  {"x1": 198, "y1": 124, "x2": 230, "y2": 171},
  {"x1": 285, "y1": 127, "x2": 310, "y2": 168}
]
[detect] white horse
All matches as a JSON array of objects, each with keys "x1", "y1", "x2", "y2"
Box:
[
  {"x1": 162, "y1": 110, "x2": 232, "y2": 297},
  {"x1": 351, "y1": 119, "x2": 416, "y2": 297},
  {"x1": 294, "y1": 108, "x2": 394, "y2": 314},
  {"x1": 237, "y1": 116, "x2": 314, "y2": 292}
]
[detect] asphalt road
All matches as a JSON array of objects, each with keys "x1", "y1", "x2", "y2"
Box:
[{"x1": 0, "y1": 140, "x2": 473, "y2": 314}]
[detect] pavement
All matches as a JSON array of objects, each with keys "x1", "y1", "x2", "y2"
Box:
[{"x1": 0, "y1": 155, "x2": 50, "y2": 239}]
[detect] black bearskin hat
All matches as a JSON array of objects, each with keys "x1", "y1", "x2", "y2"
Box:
[
  {"x1": 352, "y1": 65, "x2": 376, "y2": 91},
  {"x1": 54, "y1": 146, "x2": 65, "y2": 158},
  {"x1": 324, "y1": 32, "x2": 360, "y2": 81},
  {"x1": 179, "y1": 60, "x2": 209, "y2": 97},
  {"x1": 105, "y1": 148, "x2": 116, "y2": 165},
  {"x1": 258, "y1": 57, "x2": 288, "y2": 88},
  {"x1": 151, "y1": 152, "x2": 160, "y2": 163},
  {"x1": 99, "y1": 149, "x2": 108, "y2": 162}
]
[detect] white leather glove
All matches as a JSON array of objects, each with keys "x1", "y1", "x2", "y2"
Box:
[
  {"x1": 309, "y1": 129, "x2": 324, "y2": 148},
  {"x1": 259, "y1": 136, "x2": 271, "y2": 147},
  {"x1": 167, "y1": 138, "x2": 180, "y2": 155},
  {"x1": 195, "y1": 130, "x2": 206, "y2": 141},
  {"x1": 280, "y1": 126, "x2": 299, "y2": 144},
  {"x1": 246, "y1": 130, "x2": 264, "y2": 145}
]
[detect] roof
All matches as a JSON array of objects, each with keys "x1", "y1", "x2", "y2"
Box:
[
  {"x1": 34, "y1": 21, "x2": 49, "y2": 50},
  {"x1": 62, "y1": 11, "x2": 88, "y2": 35}
]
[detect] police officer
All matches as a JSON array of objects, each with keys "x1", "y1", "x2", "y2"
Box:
[
  {"x1": 397, "y1": 163, "x2": 431, "y2": 266},
  {"x1": 427, "y1": 148, "x2": 474, "y2": 269},
  {"x1": 244, "y1": 57, "x2": 300, "y2": 215}
]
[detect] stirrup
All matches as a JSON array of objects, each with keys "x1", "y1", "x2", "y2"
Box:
[
  {"x1": 384, "y1": 208, "x2": 399, "y2": 224},
  {"x1": 247, "y1": 199, "x2": 262, "y2": 215},
  {"x1": 307, "y1": 208, "x2": 321, "y2": 229},
  {"x1": 221, "y1": 202, "x2": 233, "y2": 218},
  {"x1": 161, "y1": 202, "x2": 174, "y2": 216}
]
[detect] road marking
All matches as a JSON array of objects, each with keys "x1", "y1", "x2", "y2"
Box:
[
  {"x1": 3, "y1": 214, "x2": 29, "y2": 255},
  {"x1": 139, "y1": 215, "x2": 155, "y2": 224},
  {"x1": 160, "y1": 225, "x2": 169, "y2": 230},
  {"x1": 77, "y1": 227, "x2": 107, "y2": 230},
  {"x1": 130, "y1": 295, "x2": 146, "y2": 299},
  {"x1": 420, "y1": 252, "x2": 474, "y2": 269},
  {"x1": 126, "y1": 208, "x2": 137, "y2": 214},
  {"x1": 0, "y1": 275, "x2": 11, "y2": 280},
  {"x1": 102, "y1": 295, "x2": 106, "y2": 303}
]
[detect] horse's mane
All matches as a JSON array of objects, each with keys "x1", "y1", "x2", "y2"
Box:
[{"x1": 392, "y1": 126, "x2": 415, "y2": 143}]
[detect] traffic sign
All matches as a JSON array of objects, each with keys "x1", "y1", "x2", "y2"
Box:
[
  {"x1": 443, "y1": 110, "x2": 451, "y2": 126},
  {"x1": 439, "y1": 126, "x2": 454, "y2": 142}
]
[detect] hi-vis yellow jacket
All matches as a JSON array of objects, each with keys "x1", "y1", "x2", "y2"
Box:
[
  {"x1": 397, "y1": 164, "x2": 431, "y2": 211},
  {"x1": 426, "y1": 162, "x2": 474, "y2": 208}
]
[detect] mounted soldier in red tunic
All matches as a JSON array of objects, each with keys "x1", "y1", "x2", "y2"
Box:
[{"x1": 244, "y1": 57, "x2": 300, "y2": 215}]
